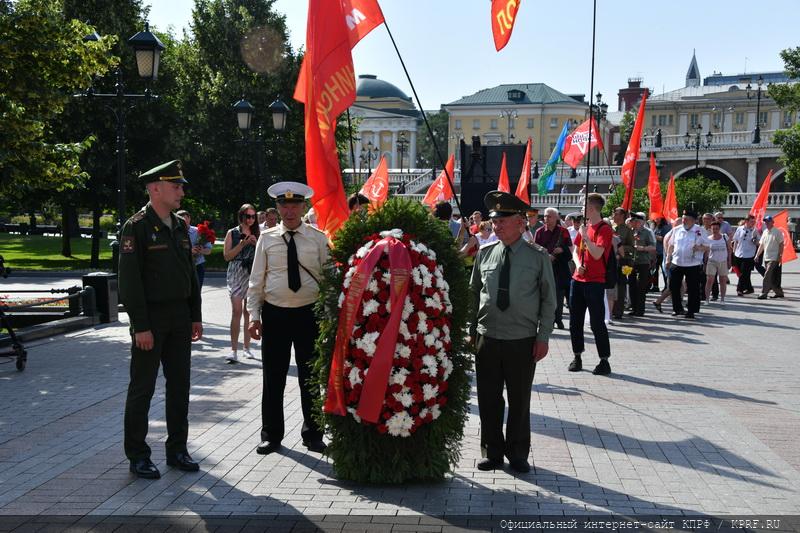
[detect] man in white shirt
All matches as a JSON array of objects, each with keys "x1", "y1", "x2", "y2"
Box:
[
  {"x1": 666, "y1": 209, "x2": 709, "y2": 319},
  {"x1": 247, "y1": 182, "x2": 330, "y2": 456},
  {"x1": 732, "y1": 215, "x2": 761, "y2": 296},
  {"x1": 755, "y1": 215, "x2": 785, "y2": 299}
]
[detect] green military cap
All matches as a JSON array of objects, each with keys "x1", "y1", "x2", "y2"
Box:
[
  {"x1": 139, "y1": 160, "x2": 188, "y2": 184},
  {"x1": 268, "y1": 181, "x2": 314, "y2": 203},
  {"x1": 484, "y1": 190, "x2": 530, "y2": 218}
]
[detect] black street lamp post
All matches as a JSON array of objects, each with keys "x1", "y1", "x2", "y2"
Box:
[
  {"x1": 746, "y1": 75, "x2": 764, "y2": 144},
  {"x1": 233, "y1": 97, "x2": 289, "y2": 211},
  {"x1": 360, "y1": 140, "x2": 378, "y2": 176},
  {"x1": 76, "y1": 23, "x2": 165, "y2": 272},
  {"x1": 684, "y1": 124, "x2": 713, "y2": 177},
  {"x1": 499, "y1": 108, "x2": 517, "y2": 144},
  {"x1": 396, "y1": 132, "x2": 409, "y2": 173}
]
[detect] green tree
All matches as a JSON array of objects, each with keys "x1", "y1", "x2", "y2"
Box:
[
  {"x1": 0, "y1": 0, "x2": 116, "y2": 198},
  {"x1": 168, "y1": 0, "x2": 303, "y2": 226},
  {"x1": 770, "y1": 46, "x2": 800, "y2": 183},
  {"x1": 603, "y1": 175, "x2": 729, "y2": 218},
  {"x1": 415, "y1": 109, "x2": 449, "y2": 169}
]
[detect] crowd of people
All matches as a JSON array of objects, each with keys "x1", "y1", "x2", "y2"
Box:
[{"x1": 116, "y1": 159, "x2": 788, "y2": 479}]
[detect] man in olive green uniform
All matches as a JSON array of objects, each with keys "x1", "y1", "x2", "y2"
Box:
[
  {"x1": 470, "y1": 191, "x2": 556, "y2": 473},
  {"x1": 611, "y1": 207, "x2": 634, "y2": 319},
  {"x1": 119, "y1": 160, "x2": 203, "y2": 479}
]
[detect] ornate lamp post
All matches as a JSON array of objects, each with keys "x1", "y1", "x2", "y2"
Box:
[
  {"x1": 233, "y1": 96, "x2": 289, "y2": 210},
  {"x1": 77, "y1": 23, "x2": 164, "y2": 272},
  {"x1": 395, "y1": 132, "x2": 409, "y2": 173},
  {"x1": 746, "y1": 75, "x2": 765, "y2": 144},
  {"x1": 684, "y1": 124, "x2": 713, "y2": 177},
  {"x1": 360, "y1": 140, "x2": 378, "y2": 175},
  {"x1": 499, "y1": 108, "x2": 518, "y2": 144}
]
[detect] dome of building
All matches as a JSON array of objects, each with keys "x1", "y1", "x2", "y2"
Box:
[{"x1": 356, "y1": 74, "x2": 411, "y2": 101}]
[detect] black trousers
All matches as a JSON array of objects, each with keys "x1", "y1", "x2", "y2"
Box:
[
  {"x1": 670, "y1": 265, "x2": 703, "y2": 314},
  {"x1": 736, "y1": 256, "x2": 755, "y2": 293},
  {"x1": 475, "y1": 335, "x2": 536, "y2": 463},
  {"x1": 260, "y1": 302, "x2": 321, "y2": 444},
  {"x1": 569, "y1": 280, "x2": 610, "y2": 359},
  {"x1": 629, "y1": 263, "x2": 650, "y2": 315},
  {"x1": 124, "y1": 304, "x2": 192, "y2": 461}
]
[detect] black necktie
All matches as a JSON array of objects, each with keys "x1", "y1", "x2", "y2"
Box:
[
  {"x1": 287, "y1": 231, "x2": 301, "y2": 292},
  {"x1": 497, "y1": 246, "x2": 510, "y2": 311}
]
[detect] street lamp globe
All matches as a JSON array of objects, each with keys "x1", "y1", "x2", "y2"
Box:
[
  {"x1": 233, "y1": 98, "x2": 255, "y2": 132},
  {"x1": 269, "y1": 98, "x2": 290, "y2": 132},
  {"x1": 127, "y1": 23, "x2": 165, "y2": 80}
]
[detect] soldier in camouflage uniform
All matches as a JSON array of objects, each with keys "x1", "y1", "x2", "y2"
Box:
[{"x1": 118, "y1": 160, "x2": 203, "y2": 479}]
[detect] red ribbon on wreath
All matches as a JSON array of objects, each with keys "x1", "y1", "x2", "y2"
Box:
[{"x1": 324, "y1": 236, "x2": 411, "y2": 423}]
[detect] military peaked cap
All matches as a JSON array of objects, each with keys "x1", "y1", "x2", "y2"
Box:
[
  {"x1": 140, "y1": 160, "x2": 187, "y2": 184},
  {"x1": 484, "y1": 190, "x2": 530, "y2": 218}
]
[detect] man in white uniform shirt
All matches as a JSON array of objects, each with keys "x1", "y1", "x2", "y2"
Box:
[
  {"x1": 247, "y1": 182, "x2": 330, "y2": 455},
  {"x1": 666, "y1": 209, "x2": 709, "y2": 319},
  {"x1": 732, "y1": 215, "x2": 761, "y2": 296}
]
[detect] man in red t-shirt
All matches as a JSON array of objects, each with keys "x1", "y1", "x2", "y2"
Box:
[{"x1": 569, "y1": 193, "x2": 613, "y2": 375}]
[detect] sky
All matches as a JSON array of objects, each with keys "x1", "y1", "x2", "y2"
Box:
[{"x1": 147, "y1": 0, "x2": 797, "y2": 113}]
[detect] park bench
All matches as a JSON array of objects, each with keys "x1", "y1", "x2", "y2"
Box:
[
  {"x1": 28, "y1": 224, "x2": 61, "y2": 236},
  {"x1": 1, "y1": 223, "x2": 28, "y2": 235}
]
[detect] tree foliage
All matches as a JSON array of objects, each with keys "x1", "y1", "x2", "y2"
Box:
[
  {"x1": 415, "y1": 109, "x2": 449, "y2": 169},
  {"x1": 0, "y1": 0, "x2": 116, "y2": 198},
  {"x1": 770, "y1": 46, "x2": 800, "y2": 184},
  {"x1": 602, "y1": 175, "x2": 729, "y2": 218}
]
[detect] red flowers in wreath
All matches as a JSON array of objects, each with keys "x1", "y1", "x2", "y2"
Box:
[{"x1": 335, "y1": 230, "x2": 454, "y2": 437}]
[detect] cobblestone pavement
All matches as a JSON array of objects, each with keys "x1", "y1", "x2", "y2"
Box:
[{"x1": 1, "y1": 263, "x2": 799, "y2": 530}]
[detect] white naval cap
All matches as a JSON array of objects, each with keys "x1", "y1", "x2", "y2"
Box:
[{"x1": 267, "y1": 181, "x2": 314, "y2": 202}]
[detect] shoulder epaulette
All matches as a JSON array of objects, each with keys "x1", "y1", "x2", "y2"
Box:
[
  {"x1": 524, "y1": 240, "x2": 548, "y2": 254},
  {"x1": 479, "y1": 240, "x2": 500, "y2": 250},
  {"x1": 130, "y1": 209, "x2": 147, "y2": 223}
]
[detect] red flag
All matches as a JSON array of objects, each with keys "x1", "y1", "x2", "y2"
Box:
[
  {"x1": 421, "y1": 154, "x2": 455, "y2": 207},
  {"x1": 562, "y1": 118, "x2": 605, "y2": 169},
  {"x1": 621, "y1": 91, "x2": 648, "y2": 209},
  {"x1": 294, "y1": 0, "x2": 384, "y2": 102},
  {"x1": 662, "y1": 173, "x2": 678, "y2": 223},
  {"x1": 294, "y1": 0, "x2": 357, "y2": 237},
  {"x1": 491, "y1": 0, "x2": 522, "y2": 51},
  {"x1": 514, "y1": 138, "x2": 532, "y2": 204},
  {"x1": 772, "y1": 210, "x2": 798, "y2": 264},
  {"x1": 498, "y1": 152, "x2": 510, "y2": 193},
  {"x1": 358, "y1": 154, "x2": 389, "y2": 208},
  {"x1": 646, "y1": 153, "x2": 662, "y2": 220},
  {"x1": 749, "y1": 169, "x2": 773, "y2": 230}
]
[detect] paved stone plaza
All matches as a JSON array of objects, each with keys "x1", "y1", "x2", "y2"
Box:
[{"x1": 1, "y1": 264, "x2": 799, "y2": 531}]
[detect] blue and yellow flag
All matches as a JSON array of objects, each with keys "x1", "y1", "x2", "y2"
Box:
[{"x1": 537, "y1": 121, "x2": 570, "y2": 196}]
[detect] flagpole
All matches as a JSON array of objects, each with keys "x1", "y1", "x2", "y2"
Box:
[
  {"x1": 583, "y1": 0, "x2": 598, "y2": 211},
  {"x1": 345, "y1": 109, "x2": 358, "y2": 186},
  {"x1": 557, "y1": 160, "x2": 565, "y2": 210},
  {"x1": 381, "y1": 19, "x2": 465, "y2": 220}
]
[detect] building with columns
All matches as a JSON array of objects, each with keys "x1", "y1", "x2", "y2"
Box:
[
  {"x1": 637, "y1": 52, "x2": 799, "y2": 193},
  {"x1": 348, "y1": 74, "x2": 420, "y2": 171}
]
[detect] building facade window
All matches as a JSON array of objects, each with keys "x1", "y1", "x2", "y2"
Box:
[
  {"x1": 527, "y1": 118, "x2": 534, "y2": 129},
  {"x1": 713, "y1": 112, "x2": 722, "y2": 128},
  {"x1": 689, "y1": 113, "x2": 699, "y2": 128},
  {"x1": 550, "y1": 117, "x2": 558, "y2": 128},
  {"x1": 783, "y1": 111, "x2": 794, "y2": 127},
  {"x1": 473, "y1": 119, "x2": 480, "y2": 129},
  {"x1": 454, "y1": 119, "x2": 462, "y2": 130},
  {"x1": 490, "y1": 119, "x2": 498, "y2": 130},
  {"x1": 509, "y1": 117, "x2": 516, "y2": 130},
  {"x1": 735, "y1": 112, "x2": 744, "y2": 125},
  {"x1": 759, "y1": 111, "x2": 769, "y2": 127},
  {"x1": 658, "y1": 115, "x2": 666, "y2": 126}
]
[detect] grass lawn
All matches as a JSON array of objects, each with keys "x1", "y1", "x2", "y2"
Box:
[{"x1": 0, "y1": 234, "x2": 229, "y2": 271}]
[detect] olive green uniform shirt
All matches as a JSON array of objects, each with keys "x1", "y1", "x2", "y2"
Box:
[
  {"x1": 118, "y1": 203, "x2": 202, "y2": 333},
  {"x1": 470, "y1": 237, "x2": 556, "y2": 342},
  {"x1": 614, "y1": 222, "x2": 635, "y2": 263},
  {"x1": 632, "y1": 227, "x2": 656, "y2": 265}
]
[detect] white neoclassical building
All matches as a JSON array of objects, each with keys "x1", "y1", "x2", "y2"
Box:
[{"x1": 348, "y1": 74, "x2": 420, "y2": 171}]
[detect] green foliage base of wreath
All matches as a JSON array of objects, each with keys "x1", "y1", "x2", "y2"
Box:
[{"x1": 312, "y1": 199, "x2": 472, "y2": 483}]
